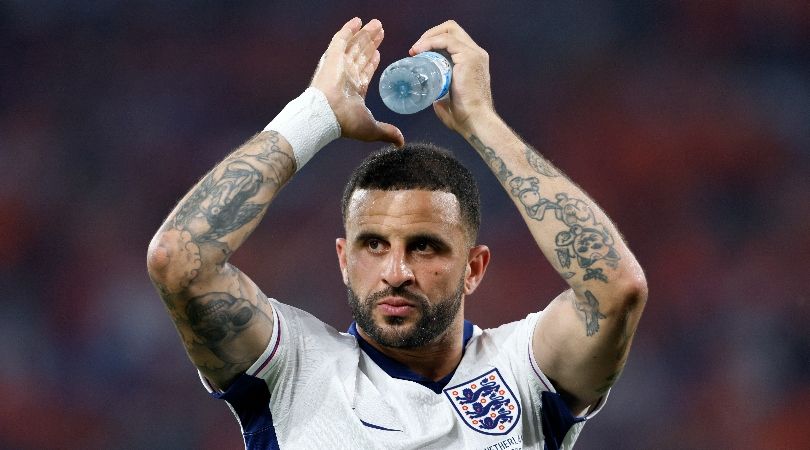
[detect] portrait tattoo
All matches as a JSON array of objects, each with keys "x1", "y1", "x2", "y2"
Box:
[
  {"x1": 186, "y1": 291, "x2": 269, "y2": 364},
  {"x1": 174, "y1": 161, "x2": 266, "y2": 242},
  {"x1": 170, "y1": 131, "x2": 294, "y2": 250}
]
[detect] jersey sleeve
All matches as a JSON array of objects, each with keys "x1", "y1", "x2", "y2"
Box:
[
  {"x1": 521, "y1": 311, "x2": 609, "y2": 449},
  {"x1": 198, "y1": 298, "x2": 354, "y2": 443},
  {"x1": 197, "y1": 299, "x2": 286, "y2": 395}
]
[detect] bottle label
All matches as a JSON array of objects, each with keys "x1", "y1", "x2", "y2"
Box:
[{"x1": 415, "y1": 51, "x2": 452, "y2": 100}]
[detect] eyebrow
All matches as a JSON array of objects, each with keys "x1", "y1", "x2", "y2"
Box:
[
  {"x1": 354, "y1": 231, "x2": 385, "y2": 244},
  {"x1": 353, "y1": 231, "x2": 452, "y2": 251}
]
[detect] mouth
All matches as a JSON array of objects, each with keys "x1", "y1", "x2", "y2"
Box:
[{"x1": 377, "y1": 296, "x2": 417, "y2": 317}]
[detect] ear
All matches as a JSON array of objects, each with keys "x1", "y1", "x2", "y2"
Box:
[
  {"x1": 464, "y1": 245, "x2": 490, "y2": 295},
  {"x1": 336, "y1": 238, "x2": 349, "y2": 285}
]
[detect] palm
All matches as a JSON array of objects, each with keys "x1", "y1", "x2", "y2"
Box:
[{"x1": 310, "y1": 18, "x2": 403, "y2": 146}]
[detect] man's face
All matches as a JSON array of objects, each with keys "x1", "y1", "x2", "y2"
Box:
[{"x1": 337, "y1": 189, "x2": 486, "y2": 349}]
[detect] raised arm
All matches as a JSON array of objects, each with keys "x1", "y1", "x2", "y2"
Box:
[
  {"x1": 146, "y1": 17, "x2": 402, "y2": 390},
  {"x1": 411, "y1": 21, "x2": 647, "y2": 413}
]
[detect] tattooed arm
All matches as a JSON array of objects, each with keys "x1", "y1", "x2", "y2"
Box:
[
  {"x1": 411, "y1": 22, "x2": 647, "y2": 413},
  {"x1": 147, "y1": 131, "x2": 291, "y2": 390},
  {"x1": 469, "y1": 123, "x2": 647, "y2": 414},
  {"x1": 146, "y1": 18, "x2": 401, "y2": 390}
]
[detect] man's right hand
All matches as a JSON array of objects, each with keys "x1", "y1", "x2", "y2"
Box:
[
  {"x1": 311, "y1": 18, "x2": 404, "y2": 147},
  {"x1": 409, "y1": 20, "x2": 497, "y2": 137}
]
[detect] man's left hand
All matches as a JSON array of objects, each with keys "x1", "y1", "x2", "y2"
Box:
[{"x1": 311, "y1": 18, "x2": 404, "y2": 147}]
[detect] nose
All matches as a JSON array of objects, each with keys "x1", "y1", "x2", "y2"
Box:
[{"x1": 381, "y1": 246, "x2": 414, "y2": 288}]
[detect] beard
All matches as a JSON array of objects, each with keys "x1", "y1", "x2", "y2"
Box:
[{"x1": 347, "y1": 277, "x2": 465, "y2": 349}]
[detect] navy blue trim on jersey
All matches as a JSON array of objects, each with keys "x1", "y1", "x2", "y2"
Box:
[
  {"x1": 347, "y1": 320, "x2": 474, "y2": 394},
  {"x1": 540, "y1": 390, "x2": 585, "y2": 450},
  {"x1": 359, "y1": 419, "x2": 403, "y2": 432},
  {"x1": 210, "y1": 373, "x2": 280, "y2": 450}
]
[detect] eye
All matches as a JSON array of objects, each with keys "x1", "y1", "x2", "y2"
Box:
[
  {"x1": 367, "y1": 238, "x2": 384, "y2": 253},
  {"x1": 412, "y1": 240, "x2": 435, "y2": 253}
]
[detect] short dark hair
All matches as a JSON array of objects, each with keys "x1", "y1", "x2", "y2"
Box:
[{"x1": 341, "y1": 142, "x2": 480, "y2": 243}]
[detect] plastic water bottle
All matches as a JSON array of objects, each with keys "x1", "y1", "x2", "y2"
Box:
[{"x1": 378, "y1": 51, "x2": 452, "y2": 114}]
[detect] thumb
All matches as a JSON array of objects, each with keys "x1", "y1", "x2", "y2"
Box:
[{"x1": 373, "y1": 121, "x2": 405, "y2": 147}]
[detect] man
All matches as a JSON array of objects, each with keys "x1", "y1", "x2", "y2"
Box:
[{"x1": 147, "y1": 18, "x2": 647, "y2": 449}]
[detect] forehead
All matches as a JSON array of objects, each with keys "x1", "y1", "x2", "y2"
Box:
[{"x1": 345, "y1": 189, "x2": 463, "y2": 234}]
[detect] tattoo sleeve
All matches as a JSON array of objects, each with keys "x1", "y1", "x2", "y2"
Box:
[
  {"x1": 148, "y1": 131, "x2": 293, "y2": 382},
  {"x1": 154, "y1": 129, "x2": 294, "y2": 291},
  {"x1": 171, "y1": 131, "x2": 294, "y2": 261},
  {"x1": 524, "y1": 145, "x2": 559, "y2": 177},
  {"x1": 470, "y1": 134, "x2": 513, "y2": 182},
  {"x1": 465, "y1": 124, "x2": 645, "y2": 407},
  {"x1": 470, "y1": 134, "x2": 621, "y2": 285},
  {"x1": 185, "y1": 291, "x2": 273, "y2": 368}
]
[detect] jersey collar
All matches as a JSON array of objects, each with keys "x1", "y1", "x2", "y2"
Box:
[{"x1": 347, "y1": 320, "x2": 474, "y2": 394}]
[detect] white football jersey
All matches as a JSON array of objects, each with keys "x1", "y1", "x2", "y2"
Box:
[{"x1": 201, "y1": 299, "x2": 606, "y2": 449}]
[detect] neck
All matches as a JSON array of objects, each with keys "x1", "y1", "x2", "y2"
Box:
[{"x1": 357, "y1": 316, "x2": 466, "y2": 381}]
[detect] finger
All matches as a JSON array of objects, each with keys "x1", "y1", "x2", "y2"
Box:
[
  {"x1": 330, "y1": 17, "x2": 362, "y2": 50},
  {"x1": 348, "y1": 19, "x2": 382, "y2": 62},
  {"x1": 372, "y1": 121, "x2": 405, "y2": 147},
  {"x1": 359, "y1": 50, "x2": 381, "y2": 96},
  {"x1": 345, "y1": 17, "x2": 362, "y2": 33},
  {"x1": 410, "y1": 32, "x2": 473, "y2": 57},
  {"x1": 372, "y1": 23, "x2": 384, "y2": 47},
  {"x1": 416, "y1": 20, "x2": 474, "y2": 46},
  {"x1": 362, "y1": 18, "x2": 382, "y2": 34}
]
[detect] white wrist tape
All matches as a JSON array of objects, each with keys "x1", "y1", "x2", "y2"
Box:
[{"x1": 264, "y1": 87, "x2": 341, "y2": 171}]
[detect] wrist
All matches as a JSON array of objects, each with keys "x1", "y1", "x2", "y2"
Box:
[
  {"x1": 264, "y1": 87, "x2": 341, "y2": 171},
  {"x1": 458, "y1": 108, "x2": 502, "y2": 138}
]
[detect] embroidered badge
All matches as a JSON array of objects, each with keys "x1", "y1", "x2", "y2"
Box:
[{"x1": 444, "y1": 368, "x2": 521, "y2": 435}]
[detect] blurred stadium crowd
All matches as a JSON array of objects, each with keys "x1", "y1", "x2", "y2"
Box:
[{"x1": 1, "y1": 1, "x2": 808, "y2": 448}]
